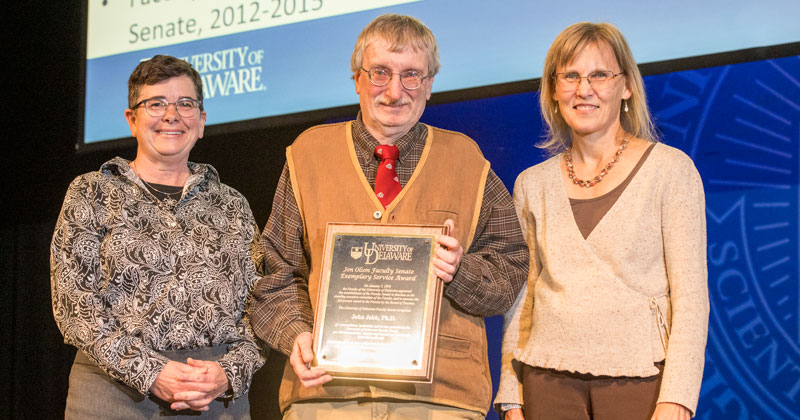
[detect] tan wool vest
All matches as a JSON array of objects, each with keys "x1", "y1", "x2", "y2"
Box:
[{"x1": 278, "y1": 121, "x2": 493, "y2": 414}]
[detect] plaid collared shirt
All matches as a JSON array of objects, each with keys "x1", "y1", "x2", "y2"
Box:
[{"x1": 251, "y1": 116, "x2": 528, "y2": 355}]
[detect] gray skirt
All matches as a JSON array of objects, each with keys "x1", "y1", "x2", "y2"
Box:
[{"x1": 65, "y1": 346, "x2": 250, "y2": 420}]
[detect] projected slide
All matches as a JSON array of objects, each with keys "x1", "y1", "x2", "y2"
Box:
[
  {"x1": 89, "y1": 1, "x2": 419, "y2": 58},
  {"x1": 83, "y1": 0, "x2": 800, "y2": 144}
]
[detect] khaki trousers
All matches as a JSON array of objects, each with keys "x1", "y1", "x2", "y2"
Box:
[{"x1": 284, "y1": 401, "x2": 484, "y2": 420}]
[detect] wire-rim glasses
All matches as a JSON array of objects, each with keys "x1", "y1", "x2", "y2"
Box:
[
  {"x1": 132, "y1": 97, "x2": 203, "y2": 118},
  {"x1": 361, "y1": 66, "x2": 429, "y2": 90},
  {"x1": 554, "y1": 70, "x2": 625, "y2": 91}
]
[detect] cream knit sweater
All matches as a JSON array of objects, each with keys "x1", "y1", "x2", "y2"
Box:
[{"x1": 495, "y1": 143, "x2": 709, "y2": 415}]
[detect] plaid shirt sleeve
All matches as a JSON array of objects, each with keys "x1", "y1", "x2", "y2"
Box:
[
  {"x1": 442, "y1": 169, "x2": 529, "y2": 317},
  {"x1": 250, "y1": 163, "x2": 313, "y2": 356}
]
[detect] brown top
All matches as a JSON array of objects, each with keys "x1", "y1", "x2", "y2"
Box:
[
  {"x1": 251, "y1": 116, "x2": 529, "y2": 360},
  {"x1": 259, "y1": 120, "x2": 528, "y2": 415},
  {"x1": 570, "y1": 143, "x2": 656, "y2": 239}
]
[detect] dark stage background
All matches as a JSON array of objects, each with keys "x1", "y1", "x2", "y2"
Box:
[{"x1": 3, "y1": 4, "x2": 798, "y2": 420}]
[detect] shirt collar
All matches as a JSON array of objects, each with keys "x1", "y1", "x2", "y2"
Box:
[
  {"x1": 101, "y1": 157, "x2": 220, "y2": 190},
  {"x1": 353, "y1": 112, "x2": 425, "y2": 162}
]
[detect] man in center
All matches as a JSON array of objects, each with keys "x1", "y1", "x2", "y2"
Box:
[{"x1": 251, "y1": 13, "x2": 528, "y2": 419}]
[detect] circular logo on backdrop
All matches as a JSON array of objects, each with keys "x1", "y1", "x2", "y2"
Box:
[{"x1": 648, "y1": 54, "x2": 800, "y2": 420}]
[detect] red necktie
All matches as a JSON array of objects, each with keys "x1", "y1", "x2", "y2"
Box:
[{"x1": 374, "y1": 144, "x2": 401, "y2": 208}]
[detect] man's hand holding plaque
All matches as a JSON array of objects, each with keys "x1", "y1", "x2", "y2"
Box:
[
  {"x1": 290, "y1": 332, "x2": 333, "y2": 389},
  {"x1": 432, "y1": 219, "x2": 463, "y2": 283}
]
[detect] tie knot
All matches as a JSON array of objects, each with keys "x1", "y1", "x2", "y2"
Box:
[{"x1": 375, "y1": 144, "x2": 399, "y2": 161}]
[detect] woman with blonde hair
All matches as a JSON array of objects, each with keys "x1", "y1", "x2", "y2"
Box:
[{"x1": 495, "y1": 22, "x2": 709, "y2": 420}]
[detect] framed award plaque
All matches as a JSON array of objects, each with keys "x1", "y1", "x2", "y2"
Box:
[{"x1": 311, "y1": 222, "x2": 446, "y2": 382}]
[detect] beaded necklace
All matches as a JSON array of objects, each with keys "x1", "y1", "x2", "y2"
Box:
[{"x1": 565, "y1": 135, "x2": 629, "y2": 188}]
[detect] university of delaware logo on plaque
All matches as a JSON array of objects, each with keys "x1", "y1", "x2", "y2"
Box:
[
  {"x1": 312, "y1": 223, "x2": 445, "y2": 382},
  {"x1": 350, "y1": 246, "x2": 363, "y2": 260},
  {"x1": 351, "y1": 242, "x2": 415, "y2": 265},
  {"x1": 648, "y1": 54, "x2": 800, "y2": 419}
]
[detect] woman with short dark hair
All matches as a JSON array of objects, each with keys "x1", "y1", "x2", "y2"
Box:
[{"x1": 51, "y1": 55, "x2": 265, "y2": 418}]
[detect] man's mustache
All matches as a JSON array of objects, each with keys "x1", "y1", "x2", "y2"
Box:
[{"x1": 377, "y1": 97, "x2": 411, "y2": 106}]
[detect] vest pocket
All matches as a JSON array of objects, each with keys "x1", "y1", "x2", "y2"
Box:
[
  {"x1": 437, "y1": 333, "x2": 472, "y2": 359},
  {"x1": 424, "y1": 210, "x2": 460, "y2": 228}
]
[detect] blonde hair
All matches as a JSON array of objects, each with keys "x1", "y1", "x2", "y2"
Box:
[
  {"x1": 351, "y1": 14, "x2": 440, "y2": 77},
  {"x1": 539, "y1": 22, "x2": 658, "y2": 155}
]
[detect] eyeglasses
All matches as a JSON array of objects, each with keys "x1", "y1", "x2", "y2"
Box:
[
  {"x1": 361, "y1": 66, "x2": 429, "y2": 90},
  {"x1": 554, "y1": 70, "x2": 624, "y2": 90},
  {"x1": 132, "y1": 97, "x2": 203, "y2": 118}
]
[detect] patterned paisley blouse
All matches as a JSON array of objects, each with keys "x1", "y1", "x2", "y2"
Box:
[{"x1": 51, "y1": 157, "x2": 265, "y2": 398}]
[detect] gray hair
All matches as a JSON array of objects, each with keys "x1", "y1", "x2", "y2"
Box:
[{"x1": 351, "y1": 14, "x2": 440, "y2": 77}]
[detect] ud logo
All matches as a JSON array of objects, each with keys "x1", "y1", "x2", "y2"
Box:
[
  {"x1": 650, "y1": 55, "x2": 800, "y2": 419},
  {"x1": 350, "y1": 246, "x2": 363, "y2": 260},
  {"x1": 361, "y1": 242, "x2": 381, "y2": 265}
]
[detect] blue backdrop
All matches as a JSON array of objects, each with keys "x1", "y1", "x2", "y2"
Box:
[{"x1": 418, "y1": 53, "x2": 800, "y2": 420}]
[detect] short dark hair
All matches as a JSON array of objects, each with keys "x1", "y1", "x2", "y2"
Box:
[{"x1": 127, "y1": 55, "x2": 203, "y2": 110}]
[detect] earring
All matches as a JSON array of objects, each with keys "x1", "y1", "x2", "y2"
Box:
[
  {"x1": 555, "y1": 102, "x2": 558, "y2": 114},
  {"x1": 624, "y1": 100, "x2": 629, "y2": 113}
]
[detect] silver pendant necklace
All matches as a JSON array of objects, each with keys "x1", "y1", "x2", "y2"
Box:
[{"x1": 131, "y1": 161, "x2": 183, "y2": 206}]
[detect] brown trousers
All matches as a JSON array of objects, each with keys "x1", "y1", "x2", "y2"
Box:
[{"x1": 522, "y1": 364, "x2": 663, "y2": 420}]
